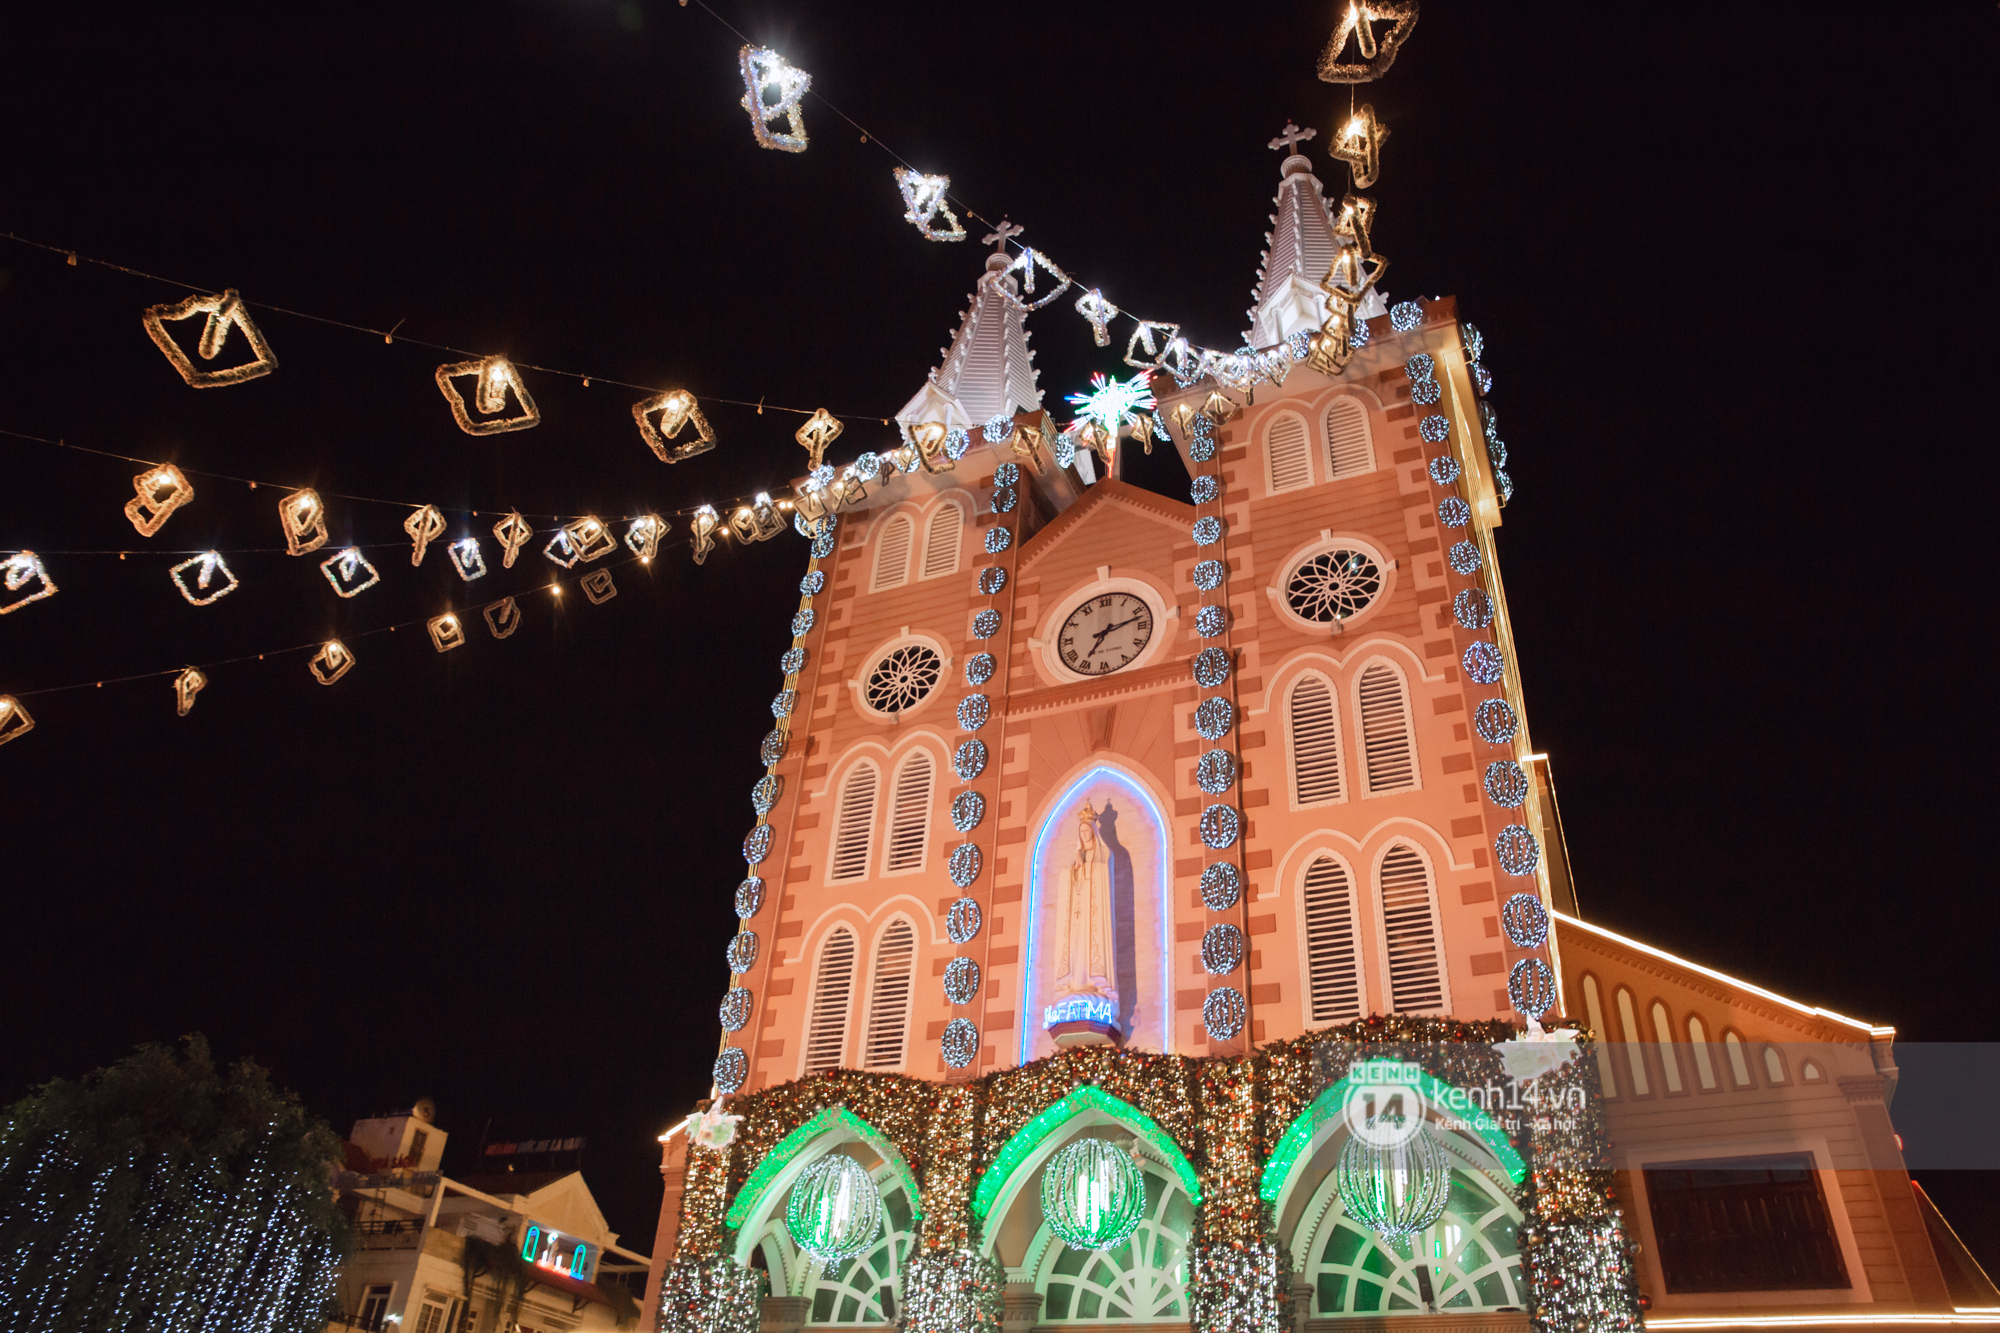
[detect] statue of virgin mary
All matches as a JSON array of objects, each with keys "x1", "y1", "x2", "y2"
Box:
[{"x1": 1045, "y1": 801, "x2": 1120, "y2": 1044}]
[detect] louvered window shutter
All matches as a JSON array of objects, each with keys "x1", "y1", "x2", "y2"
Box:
[
  {"x1": 921, "y1": 504, "x2": 962, "y2": 579},
  {"x1": 830, "y1": 764, "x2": 879, "y2": 881},
  {"x1": 1379, "y1": 844, "x2": 1444, "y2": 1012},
  {"x1": 1290, "y1": 675, "x2": 1343, "y2": 804},
  {"x1": 804, "y1": 927, "x2": 856, "y2": 1072},
  {"x1": 883, "y1": 752, "x2": 934, "y2": 873},
  {"x1": 1266, "y1": 414, "x2": 1312, "y2": 493},
  {"x1": 862, "y1": 919, "x2": 916, "y2": 1070},
  {"x1": 1302, "y1": 857, "x2": 1362, "y2": 1023},
  {"x1": 873, "y1": 515, "x2": 914, "y2": 590},
  {"x1": 1325, "y1": 398, "x2": 1375, "y2": 478},
  {"x1": 1357, "y1": 663, "x2": 1418, "y2": 794}
]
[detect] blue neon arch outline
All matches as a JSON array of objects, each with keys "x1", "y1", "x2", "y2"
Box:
[{"x1": 1019, "y1": 763, "x2": 1174, "y2": 1064}]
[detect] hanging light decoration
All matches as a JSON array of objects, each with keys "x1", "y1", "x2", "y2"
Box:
[
  {"x1": 1040, "y1": 1138, "x2": 1146, "y2": 1253},
  {"x1": 785, "y1": 1155, "x2": 882, "y2": 1263},
  {"x1": 1335, "y1": 1117, "x2": 1451, "y2": 1243}
]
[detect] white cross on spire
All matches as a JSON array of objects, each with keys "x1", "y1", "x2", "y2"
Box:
[
  {"x1": 982, "y1": 218, "x2": 1024, "y2": 253},
  {"x1": 1268, "y1": 121, "x2": 1317, "y2": 156}
]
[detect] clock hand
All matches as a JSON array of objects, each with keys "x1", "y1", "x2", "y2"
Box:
[{"x1": 1087, "y1": 614, "x2": 1147, "y2": 654}]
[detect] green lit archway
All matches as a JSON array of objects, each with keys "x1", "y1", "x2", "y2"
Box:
[
  {"x1": 971, "y1": 1085, "x2": 1201, "y2": 1226},
  {"x1": 725, "y1": 1105, "x2": 922, "y2": 1258}
]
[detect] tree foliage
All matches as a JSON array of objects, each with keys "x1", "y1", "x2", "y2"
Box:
[{"x1": 0, "y1": 1035, "x2": 348, "y2": 1333}]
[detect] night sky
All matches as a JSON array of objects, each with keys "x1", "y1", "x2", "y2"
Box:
[{"x1": 1, "y1": 2, "x2": 1992, "y2": 1263}]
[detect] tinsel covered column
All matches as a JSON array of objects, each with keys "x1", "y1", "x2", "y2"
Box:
[
  {"x1": 1189, "y1": 1058, "x2": 1289, "y2": 1333},
  {"x1": 1520, "y1": 1038, "x2": 1643, "y2": 1333},
  {"x1": 900, "y1": 1082, "x2": 1004, "y2": 1331}
]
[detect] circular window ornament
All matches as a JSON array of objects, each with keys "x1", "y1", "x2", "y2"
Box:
[
  {"x1": 1447, "y1": 540, "x2": 1482, "y2": 575},
  {"x1": 1200, "y1": 803, "x2": 1240, "y2": 849},
  {"x1": 786, "y1": 1155, "x2": 882, "y2": 1263},
  {"x1": 713, "y1": 1047, "x2": 748, "y2": 1094},
  {"x1": 1191, "y1": 516, "x2": 1224, "y2": 546},
  {"x1": 760, "y1": 728, "x2": 788, "y2": 766},
  {"x1": 781, "y1": 646, "x2": 807, "y2": 676},
  {"x1": 952, "y1": 739, "x2": 987, "y2": 781},
  {"x1": 800, "y1": 570, "x2": 825, "y2": 596},
  {"x1": 1484, "y1": 760, "x2": 1530, "y2": 808},
  {"x1": 1041, "y1": 1139, "x2": 1146, "y2": 1252},
  {"x1": 1199, "y1": 862, "x2": 1242, "y2": 911},
  {"x1": 1192, "y1": 559, "x2": 1227, "y2": 591},
  {"x1": 1196, "y1": 604, "x2": 1229, "y2": 637},
  {"x1": 743, "y1": 823, "x2": 773, "y2": 865},
  {"x1": 719, "y1": 988, "x2": 753, "y2": 1032},
  {"x1": 751, "y1": 774, "x2": 783, "y2": 816},
  {"x1": 994, "y1": 462, "x2": 1020, "y2": 486},
  {"x1": 726, "y1": 931, "x2": 758, "y2": 974},
  {"x1": 965, "y1": 652, "x2": 995, "y2": 686},
  {"x1": 1419, "y1": 414, "x2": 1450, "y2": 443},
  {"x1": 1190, "y1": 474, "x2": 1220, "y2": 505},
  {"x1": 945, "y1": 429, "x2": 972, "y2": 460},
  {"x1": 811, "y1": 525, "x2": 837, "y2": 559},
  {"x1": 1463, "y1": 641, "x2": 1504, "y2": 684},
  {"x1": 1405, "y1": 353, "x2": 1435, "y2": 380},
  {"x1": 951, "y1": 790, "x2": 985, "y2": 832},
  {"x1": 1462, "y1": 323, "x2": 1485, "y2": 362},
  {"x1": 771, "y1": 689, "x2": 797, "y2": 719},
  {"x1": 943, "y1": 956, "x2": 980, "y2": 1005},
  {"x1": 1474, "y1": 363, "x2": 1494, "y2": 395},
  {"x1": 1194, "y1": 696, "x2": 1234, "y2": 741},
  {"x1": 1188, "y1": 432, "x2": 1216, "y2": 463},
  {"x1": 946, "y1": 896, "x2": 982, "y2": 944},
  {"x1": 941, "y1": 1018, "x2": 979, "y2": 1068},
  {"x1": 983, "y1": 414, "x2": 1015, "y2": 444},
  {"x1": 865, "y1": 643, "x2": 943, "y2": 716},
  {"x1": 971, "y1": 609, "x2": 1002, "y2": 640},
  {"x1": 1501, "y1": 892, "x2": 1550, "y2": 948},
  {"x1": 1410, "y1": 378, "x2": 1441, "y2": 407},
  {"x1": 1453, "y1": 588, "x2": 1494, "y2": 629},
  {"x1": 1196, "y1": 749, "x2": 1237, "y2": 794},
  {"x1": 948, "y1": 842, "x2": 982, "y2": 887},
  {"x1": 978, "y1": 566, "x2": 1007, "y2": 595},
  {"x1": 1495, "y1": 824, "x2": 1541, "y2": 877},
  {"x1": 1508, "y1": 958, "x2": 1558, "y2": 1019},
  {"x1": 1474, "y1": 698, "x2": 1519, "y2": 745},
  {"x1": 1438, "y1": 497, "x2": 1471, "y2": 529},
  {"x1": 1203, "y1": 986, "x2": 1247, "y2": 1040},
  {"x1": 957, "y1": 694, "x2": 990, "y2": 730},
  {"x1": 1428, "y1": 455, "x2": 1460, "y2": 486},
  {"x1": 1495, "y1": 469, "x2": 1514, "y2": 503},
  {"x1": 984, "y1": 526, "x2": 1012, "y2": 554},
  {"x1": 1390, "y1": 300, "x2": 1423, "y2": 332},
  {"x1": 1351, "y1": 319, "x2": 1373, "y2": 348},
  {"x1": 1192, "y1": 647, "x2": 1232, "y2": 688},
  {"x1": 1286, "y1": 547, "x2": 1384, "y2": 624},
  {"x1": 1201, "y1": 923, "x2": 1245, "y2": 975},
  {"x1": 991, "y1": 486, "x2": 1017, "y2": 514},
  {"x1": 735, "y1": 878, "x2": 765, "y2": 919}
]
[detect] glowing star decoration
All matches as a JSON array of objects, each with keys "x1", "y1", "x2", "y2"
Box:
[
  {"x1": 427, "y1": 612, "x2": 466, "y2": 653},
  {"x1": 794, "y1": 409, "x2": 844, "y2": 470},
  {"x1": 625, "y1": 514, "x2": 666, "y2": 561},
  {"x1": 492, "y1": 512, "x2": 533, "y2": 569},
  {"x1": 278, "y1": 488, "x2": 329, "y2": 557},
  {"x1": 1065, "y1": 372, "x2": 1157, "y2": 445},
  {"x1": 689, "y1": 505, "x2": 721, "y2": 565},
  {"x1": 434, "y1": 356, "x2": 540, "y2": 435},
  {"x1": 0, "y1": 552, "x2": 57, "y2": 615},
  {"x1": 484, "y1": 597, "x2": 521, "y2": 639},
  {"x1": 141, "y1": 288, "x2": 278, "y2": 387},
  {"x1": 309, "y1": 639, "x2": 354, "y2": 685},
  {"x1": 402, "y1": 505, "x2": 445, "y2": 566},
  {"x1": 448, "y1": 538, "x2": 487, "y2": 582},
  {"x1": 738, "y1": 46, "x2": 810, "y2": 152},
  {"x1": 0, "y1": 695, "x2": 31, "y2": 747},
  {"x1": 892, "y1": 167, "x2": 966, "y2": 241},
  {"x1": 579, "y1": 568, "x2": 616, "y2": 604},
  {"x1": 173, "y1": 667, "x2": 207, "y2": 716},
  {"x1": 1330, "y1": 103, "x2": 1390, "y2": 188},
  {"x1": 632, "y1": 389, "x2": 715, "y2": 463},
  {"x1": 1073, "y1": 289, "x2": 1120, "y2": 347},
  {"x1": 319, "y1": 546, "x2": 381, "y2": 598},
  {"x1": 169, "y1": 551, "x2": 240, "y2": 606},
  {"x1": 123, "y1": 465, "x2": 195, "y2": 537},
  {"x1": 1317, "y1": 0, "x2": 1421, "y2": 84}
]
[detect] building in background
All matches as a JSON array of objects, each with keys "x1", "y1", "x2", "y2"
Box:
[{"x1": 329, "y1": 1104, "x2": 650, "y2": 1333}]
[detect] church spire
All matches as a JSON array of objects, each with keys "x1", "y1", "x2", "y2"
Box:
[
  {"x1": 1243, "y1": 122, "x2": 1386, "y2": 349},
  {"x1": 896, "y1": 219, "x2": 1044, "y2": 434}
]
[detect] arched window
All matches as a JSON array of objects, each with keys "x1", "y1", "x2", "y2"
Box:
[
  {"x1": 872, "y1": 514, "x2": 914, "y2": 591},
  {"x1": 1265, "y1": 412, "x2": 1312, "y2": 494},
  {"x1": 861, "y1": 918, "x2": 916, "y2": 1070},
  {"x1": 1378, "y1": 843, "x2": 1444, "y2": 1013},
  {"x1": 1724, "y1": 1030, "x2": 1752, "y2": 1086},
  {"x1": 1801, "y1": 1060, "x2": 1823, "y2": 1082},
  {"x1": 803, "y1": 926, "x2": 857, "y2": 1073},
  {"x1": 1615, "y1": 988, "x2": 1649, "y2": 1095},
  {"x1": 830, "y1": 761, "x2": 880, "y2": 881},
  {"x1": 883, "y1": 751, "x2": 935, "y2": 873},
  {"x1": 1651, "y1": 1001, "x2": 1684, "y2": 1093},
  {"x1": 1356, "y1": 661, "x2": 1418, "y2": 795},
  {"x1": 1763, "y1": 1046, "x2": 1789, "y2": 1085},
  {"x1": 920, "y1": 502, "x2": 962, "y2": 579},
  {"x1": 1582, "y1": 974, "x2": 1618, "y2": 1093},
  {"x1": 1302, "y1": 856, "x2": 1362, "y2": 1023},
  {"x1": 1686, "y1": 1015, "x2": 1718, "y2": 1089},
  {"x1": 1324, "y1": 398, "x2": 1374, "y2": 478},
  {"x1": 1289, "y1": 674, "x2": 1344, "y2": 805}
]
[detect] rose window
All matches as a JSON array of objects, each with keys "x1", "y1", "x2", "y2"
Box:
[
  {"x1": 1285, "y1": 548, "x2": 1384, "y2": 623},
  {"x1": 864, "y1": 643, "x2": 942, "y2": 715}
]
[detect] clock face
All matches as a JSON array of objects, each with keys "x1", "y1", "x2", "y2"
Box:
[{"x1": 1058, "y1": 592, "x2": 1155, "y2": 676}]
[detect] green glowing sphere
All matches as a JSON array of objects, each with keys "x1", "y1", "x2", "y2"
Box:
[
  {"x1": 1040, "y1": 1137, "x2": 1146, "y2": 1252},
  {"x1": 1335, "y1": 1117, "x2": 1450, "y2": 1240},
  {"x1": 785, "y1": 1154, "x2": 881, "y2": 1263}
]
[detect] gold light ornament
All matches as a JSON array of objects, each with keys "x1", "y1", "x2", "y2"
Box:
[
  {"x1": 1324, "y1": 195, "x2": 1387, "y2": 303},
  {"x1": 435, "y1": 356, "x2": 539, "y2": 435},
  {"x1": 739, "y1": 46, "x2": 810, "y2": 153},
  {"x1": 493, "y1": 512, "x2": 533, "y2": 568},
  {"x1": 1000, "y1": 240, "x2": 1075, "y2": 310},
  {"x1": 169, "y1": 551, "x2": 240, "y2": 606},
  {"x1": 483, "y1": 597, "x2": 521, "y2": 638},
  {"x1": 728, "y1": 494, "x2": 786, "y2": 544},
  {"x1": 1167, "y1": 402, "x2": 1202, "y2": 436},
  {"x1": 319, "y1": 546, "x2": 381, "y2": 598},
  {"x1": 633, "y1": 389, "x2": 715, "y2": 463},
  {"x1": 427, "y1": 612, "x2": 466, "y2": 653},
  {"x1": 795, "y1": 409, "x2": 844, "y2": 470},
  {"x1": 690, "y1": 506, "x2": 721, "y2": 565},
  {"x1": 625, "y1": 514, "x2": 666, "y2": 560},
  {"x1": 1305, "y1": 303, "x2": 1359, "y2": 375},
  {"x1": 404, "y1": 505, "x2": 447, "y2": 566},
  {"x1": 544, "y1": 515, "x2": 616, "y2": 569},
  {"x1": 894, "y1": 168, "x2": 966, "y2": 241},
  {"x1": 1073, "y1": 289, "x2": 1120, "y2": 347},
  {"x1": 1330, "y1": 103, "x2": 1390, "y2": 188},
  {"x1": 141, "y1": 288, "x2": 278, "y2": 387},
  {"x1": 580, "y1": 568, "x2": 617, "y2": 604},
  {"x1": 0, "y1": 551, "x2": 57, "y2": 615},
  {"x1": 880, "y1": 444, "x2": 920, "y2": 475},
  {"x1": 909, "y1": 421, "x2": 955, "y2": 474},
  {"x1": 448, "y1": 537, "x2": 488, "y2": 582},
  {"x1": 792, "y1": 478, "x2": 833, "y2": 529},
  {"x1": 1317, "y1": 1, "x2": 1421, "y2": 84},
  {"x1": 309, "y1": 639, "x2": 354, "y2": 685},
  {"x1": 0, "y1": 695, "x2": 35, "y2": 747},
  {"x1": 123, "y1": 465, "x2": 195, "y2": 537},
  {"x1": 1012, "y1": 420, "x2": 1048, "y2": 462},
  {"x1": 173, "y1": 667, "x2": 207, "y2": 716},
  {"x1": 278, "y1": 488, "x2": 329, "y2": 556},
  {"x1": 1200, "y1": 390, "x2": 1243, "y2": 425},
  {"x1": 1123, "y1": 320, "x2": 1181, "y2": 370},
  {"x1": 829, "y1": 466, "x2": 870, "y2": 510}
]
